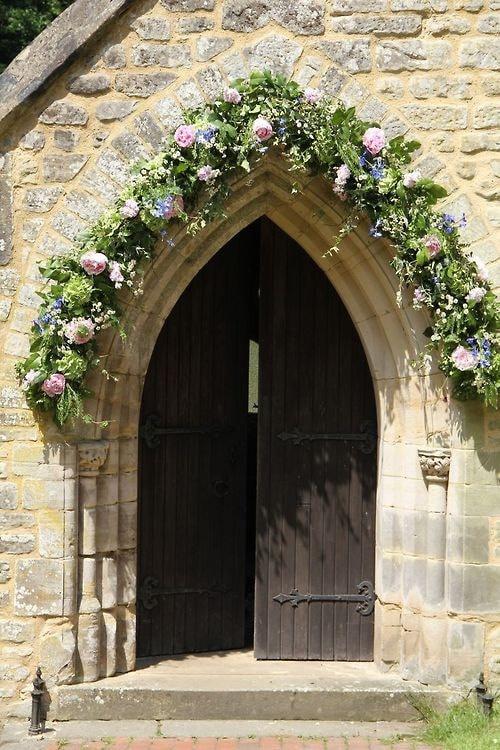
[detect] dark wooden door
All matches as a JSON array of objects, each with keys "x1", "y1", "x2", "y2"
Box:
[
  {"x1": 254, "y1": 219, "x2": 377, "y2": 661},
  {"x1": 137, "y1": 232, "x2": 254, "y2": 658}
]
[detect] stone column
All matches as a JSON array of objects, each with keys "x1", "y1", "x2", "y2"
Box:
[
  {"x1": 417, "y1": 447, "x2": 451, "y2": 684},
  {"x1": 77, "y1": 440, "x2": 109, "y2": 682}
]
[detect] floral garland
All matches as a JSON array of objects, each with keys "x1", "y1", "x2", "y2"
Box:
[{"x1": 16, "y1": 71, "x2": 500, "y2": 426}]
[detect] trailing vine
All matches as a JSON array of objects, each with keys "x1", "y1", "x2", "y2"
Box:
[{"x1": 16, "y1": 71, "x2": 500, "y2": 426}]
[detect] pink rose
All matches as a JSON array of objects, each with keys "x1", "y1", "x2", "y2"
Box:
[
  {"x1": 304, "y1": 87, "x2": 323, "y2": 105},
  {"x1": 174, "y1": 124, "x2": 196, "y2": 148},
  {"x1": 64, "y1": 318, "x2": 95, "y2": 345},
  {"x1": 223, "y1": 87, "x2": 241, "y2": 104},
  {"x1": 120, "y1": 199, "x2": 140, "y2": 219},
  {"x1": 362, "y1": 127, "x2": 386, "y2": 156},
  {"x1": 451, "y1": 345, "x2": 478, "y2": 372},
  {"x1": 424, "y1": 235, "x2": 441, "y2": 258},
  {"x1": 109, "y1": 261, "x2": 124, "y2": 287},
  {"x1": 42, "y1": 373, "x2": 66, "y2": 398},
  {"x1": 252, "y1": 117, "x2": 273, "y2": 142},
  {"x1": 81, "y1": 251, "x2": 108, "y2": 276},
  {"x1": 197, "y1": 165, "x2": 221, "y2": 183},
  {"x1": 403, "y1": 169, "x2": 422, "y2": 188}
]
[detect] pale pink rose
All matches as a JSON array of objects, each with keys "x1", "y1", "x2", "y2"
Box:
[
  {"x1": 336, "y1": 164, "x2": 351, "y2": 183},
  {"x1": 120, "y1": 199, "x2": 140, "y2": 219},
  {"x1": 466, "y1": 286, "x2": 487, "y2": 303},
  {"x1": 64, "y1": 318, "x2": 96, "y2": 345},
  {"x1": 174, "y1": 124, "x2": 197, "y2": 148},
  {"x1": 81, "y1": 251, "x2": 108, "y2": 276},
  {"x1": 413, "y1": 287, "x2": 426, "y2": 306},
  {"x1": 451, "y1": 345, "x2": 478, "y2": 372},
  {"x1": 197, "y1": 165, "x2": 221, "y2": 183},
  {"x1": 42, "y1": 373, "x2": 66, "y2": 397},
  {"x1": 362, "y1": 127, "x2": 386, "y2": 156},
  {"x1": 109, "y1": 261, "x2": 124, "y2": 287},
  {"x1": 303, "y1": 87, "x2": 323, "y2": 104},
  {"x1": 424, "y1": 235, "x2": 442, "y2": 258},
  {"x1": 223, "y1": 87, "x2": 241, "y2": 104},
  {"x1": 403, "y1": 169, "x2": 422, "y2": 188},
  {"x1": 474, "y1": 257, "x2": 489, "y2": 283},
  {"x1": 252, "y1": 117, "x2": 273, "y2": 142}
]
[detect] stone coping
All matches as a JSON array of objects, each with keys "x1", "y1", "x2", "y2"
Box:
[{"x1": 0, "y1": 0, "x2": 136, "y2": 136}]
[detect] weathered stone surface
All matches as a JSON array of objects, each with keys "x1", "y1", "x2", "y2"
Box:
[
  {"x1": 15, "y1": 559, "x2": 64, "y2": 616},
  {"x1": 426, "y1": 16, "x2": 471, "y2": 34},
  {"x1": 0, "y1": 300, "x2": 11, "y2": 321},
  {"x1": 320, "y1": 66, "x2": 347, "y2": 96},
  {"x1": 330, "y1": 0, "x2": 386, "y2": 11},
  {"x1": 315, "y1": 40, "x2": 371, "y2": 72},
  {"x1": 0, "y1": 533, "x2": 35, "y2": 554},
  {"x1": 82, "y1": 169, "x2": 119, "y2": 203},
  {"x1": 23, "y1": 187, "x2": 62, "y2": 213},
  {"x1": 0, "y1": 154, "x2": 13, "y2": 265},
  {"x1": 39, "y1": 101, "x2": 89, "y2": 126},
  {"x1": 460, "y1": 39, "x2": 500, "y2": 70},
  {"x1": 447, "y1": 621, "x2": 485, "y2": 687},
  {"x1": 176, "y1": 79, "x2": 205, "y2": 108},
  {"x1": 409, "y1": 75, "x2": 473, "y2": 100},
  {"x1": 132, "y1": 16, "x2": 171, "y2": 40},
  {"x1": 51, "y1": 210, "x2": 86, "y2": 241},
  {"x1": 448, "y1": 563, "x2": 500, "y2": 613},
  {"x1": 0, "y1": 562, "x2": 11, "y2": 583},
  {"x1": 473, "y1": 105, "x2": 500, "y2": 129},
  {"x1": 154, "y1": 97, "x2": 184, "y2": 131},
  {"x1": 39, "y1": 618, "x2": 76, "y2": 684},
  {"x1": 161, "y1": 0, "x2": 215, "y2": 9},
  {"x1": 222, "y1": 0, "x2": 267, "y2": 31},
  {"x1": 0, "y1": 512, "x2": 35, "y2": 529},
  {"x1": 95, "y1": 100, "x2": 136, "y2": 122},
  {"x1": 68, "y1": 74, "x2": 111, "y2": 95},
  {"x1": 65, "y1": 191, "x2": 103, "y2": 222},
  {"x1": 54, "y1": 129, "x2": 80, "y2": 152},
  {"x1": 112, "y1": 132, "x2": 150, "y2": 163},
  {"x1": 43, "y1": 154, "x2": 88, "y2": 182},
  {"x1": 0, "y1": 483, "x2": 18, "y2": 510},
  {"x1": 115, "y1": 72, "x2": 176, "y2": 97},
  {"x1": 391, "y1": 0, "x2": 447, "y2": 8},
  {"x1": 482, "y1": 75, "x2": 500, "y2": 96},
  {"x1": 455, "y1": 0, "x2": 483, "y2": 8},
  {"x1": 134, "y1": 112, "x2": 165, "y2": 150},
  {"x1": 132, "y1": 43, "x2": 191, "y2": 68},
  {"x1": 38, "y1": 509, "x2": 64, "y2": 558},
  {"x1": 103, "y1": 43, "x2": 126, "y2": 69},
  {"x1": 376, "y1": 77, "x2": 404, "y2": 98},
  {"x1": 38, "y1": 234, "x2": 72, "y2": 257},
  {"x1": 222, "y1": 0, "x2": 325, "y2": 34},
  {"x1": 377, "y1": 40, "x2": 452, "y2": 71},
  {"x1": 196, "y1": 66, "x2": 225, "y2": 98},
  {"x1": 332, "y1": 13, "x2": 421, "y2": 35},
  {"x1": 244, "y1": 35, "x2": 303, "y2": 77},
  {"x1": 178, "y1": 16, "x2": 214, "y2": 33},
  {"x1": 478, "y1": 14, "x2": 500, "y2": 33},
  {"x1": 461, "y1": 133, "x2": 500, "y2": 153},
  {"x1": 19, "y1": 131, "x2": 45, "y2": 151},
  {"x1": 96, "y1": 149, "x2": 131, "y2": 185},
  {"x1": 0, "y1": 269, "x2": 19, "y2": 296},
  {"x1": 0, "y1": 618, "x2": 35, "y2": 643},
  {"x1": 22, "y1": 218, "x2": 43, "y2": 243},
  {"x1": 196, "y1": 36, "x2": 233, "y2": 62}
]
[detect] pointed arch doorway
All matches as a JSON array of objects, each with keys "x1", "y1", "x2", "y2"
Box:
[{"x1": 137, "y1": 218, "x2": 377, "y2": 662}]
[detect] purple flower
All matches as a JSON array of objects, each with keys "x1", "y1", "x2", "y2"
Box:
[
  {"x1": 223, "y1": 87, "x2": 241, "y2": 104},
  {"x1": 362, "y1": 127, "x2": 386, "y2": 156},
  {"x1": 413, "y1": 287, "x2": 426, "y2": 306},
  {"x1": 451, "y1": 345, "x2": 478, "y2": 372},
  {"x1": 424, "y1": 235, "x2": 442, "y2": 259},
  {"x1": 197, "y1": 165, "x2": 221, "y2": 183},
  {"x1": 120, "y1": 199, "x2": 140, "y2": 219},
  {"x1": 440, "y1": 213, "x2": 457, "y2": 234},
  {"x1": 152, "y1": 195, "x2": 184, "y2": 220},
  {"x1": 359, "y1": 151, "x2": 369, "y2": 168},
  {"x1": 303, "y1": 87, "x2": 323, "y2": 105},
  {"x1": 370, "y1": 157, "x2": 385, "y2": 180},
  {"x1": 403, "y1": 169, "x2": 422, "y2": 188},
  {"x1": 174, "y1": 124, "x2": 196, "y2": 148},
  {"x1": 196, "y1": 126, "x2": 218, "y2": 145},
  {"x1": 52, "y1": 298, "x2": 64, "y2": 310},
  {"x1": 42, "y1": 373, "x2": 66, "y2": 398}
]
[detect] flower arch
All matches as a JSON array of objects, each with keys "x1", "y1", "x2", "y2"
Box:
[{"x1": 17, "y1": 71, "x2": 500, "y2": 426}]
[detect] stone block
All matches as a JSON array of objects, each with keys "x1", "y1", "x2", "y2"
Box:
[
  {"x1": 39, "y1": 509, "x2": 64, "y2": 558},
  {"x1": 119, "y1": 472, "x2": 137, "y2": 504},
  {"x1": 0, "y1": 562, "x2": 11, "y2": 583},
  {"x1": 54, "y1": 129, "x2": 80, "y2": 152},
  {"x1": 96, "y1": 150, "x2": 131, "y2": 185},
  {"x1": 119, "y1": 501, "x2": 137, "y2": 550},
  {"x1": 391, "y1": 0, "x2": 447, "y2": 7},
  {"x1": 97, "y1": 473, "x2": 119, "y2": 505},
  {"x1": 111, "y1": 133, "x2": 150, "y2": 163},
  {"x1": 115, "y1": 72, "x2": 177, "y2": 97},
  {"x1": 376, "y1": 41, "x2": 452, "y2": 71},
  {"x1": 96, "y1": 100, "x2": 137, "y2": 122},
  {"x1": 20, "y1": 131, "x2": 46, "y2": 151},
  {"x1": 96, "y1": 504, "x2": 119, "y2": 553},
  {"x1": 39, "y1": 617, "x2": 76, "y2": 685},
  {"x1": 402, "y1": 556, "x2": 426, "y2": 609},
  {"x1": 418, "y1": 617, "x2": 447, "y2": 685},
  {"x1": 116, "y1": 605, "x2": 136, "y2": 673},
  {"x1": 0, "y1": 153, "x2": 13, "y2": 265},
  {"x1": 51, "y1": 210, "x2": 86, "y2": 241},
  {"x1": 176, "y1": 79, "x2": 205, "y2": 108},
  {"x1": 315, "y1": 40, "x2": 371, "y2": 73},
  {"x1": 0, "y1": 483, "x2": 18, "y2": 510},
  {"x1": 448, "y1": 563, "x2": 500, "y2": 613},
  {"x1": 23, "y1": 187, "x2": 62, "y2": 213},
  {"x1": 447, "y1": 515, "x2": 489, "y2": 564},
  {"x1": 100, "y1": 556, "x2": 118, "y2": 609},
  {"x1": 134, "y1": 112, "x2": 165, "y2": 151},
  {"x1": 482, "y1": 75, "x2": 500, "y2": 96},
  {"x1": 0, "y1": 512, "x2": 35, "y2": 528},
  {"x1": 409, "y1": 75, "x2": 473, "y2": 100},
  {"x1": 132, "y1": 43, "x2": 191, "y2": 68},
  {"x1": 0, "y1": 618, "x2": 35, "y2": 643},
  {"x1": 103, "y1": 44, "x2": 126, "y2": 69},
  {"x1": 0, "y1": 533, "x2": 35, "y2": 554},
  {"x1": 447, "y1": 620, "x2": 485, "y2": 687},
  {"x1": 332, "y1": 14, "x2": 421, "y2": 35},
  {"x1": 330, "y1": 0, "x2": 386, "y2": 10},
  {"x1": 39, "y1": 101, "x2": 89, "y2": 126},
  {"x1": 460, "y1": 39, "x2": 500, "y2": 70},
  {"x1": 82, "y1": 169, "x2": 119, "y2": 203},
  {"x1": 426, "y1": 16, "x2": 470, "y2": 34},
  {"x1": 196, "y1": 36, "x2": 233, "y2": 62},
  {"x1": 380, "y1": 553, "x2": 402, "y2": 601},
  {"x1": 196, "y1": 66, "x2": 225, "y2": 99},
  {"x1": 14, "y1": 559, "x2": 64, "y2": 616},
  {"x1": 0, "y1": 269, "x2": 20, "y2": 296},
  {"x1": 402, "y1": 104, "x2": 468, "y2": 130},
  {"x1": 319, "y1": 67, "x2": 346, "y2": 96},
  {"x1": 178, "y1": 16, "x2": 214, "y2": 33},
  {"x1": 64, "y1": 191, "x2": 103, "y2": 222},
  {"x1": 244, "y1": 35, "x2": 303, "y2": 78},
  {"x1": 161, "y1": 0, "x2": 214, "y2": 8},
  {"x1": 131, "y1": 16, "x2": 171, "y2": 40},
  {"x1": 117, "y1": 549, "x2": 136, "y2": 605},
  {"x1": 42, "y1": 154, "x2": 88, "y2": 182},
  {"x1": 68, "y1": 74, "x2": 111, "y2": 95},
  {"x1": 100, "y1": 610, "x2": 117, "y2": 677},
  {"x1": 473, "y1": 105, "x2": 500, "y2": 129}
]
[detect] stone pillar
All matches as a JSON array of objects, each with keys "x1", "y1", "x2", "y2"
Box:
[
  {"x1": 417, "y1": 447, "x2": 451, "y2": 684},
  {"x1": 77, "y1": 441, "x2": 109, "y2": 682}
]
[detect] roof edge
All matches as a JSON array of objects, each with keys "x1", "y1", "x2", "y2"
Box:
[{"x1": 0, "y1": 0, "x2": 137, "y2": 138}]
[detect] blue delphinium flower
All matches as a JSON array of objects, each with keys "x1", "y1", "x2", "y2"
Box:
[
  {"x1": 277, "y1": 117, "x2": 287, "y2": 137},
  {"x1": 34, "y1": 312, "x2": 55, "y2": 332},
  {"x1": 52, "y1": 298, "x2": 64, "y2": 310},
  {"x1": 370, "y1": 157, "x2": 385, "y2": 180},
  {"x1": 359, "y1": 150, "x2": 370, "y2": 168},
  {"x1": 196, "y1": 126, "x2": 218, "y2": 145},
  {"x1": 369, "y1": 219, "x2": 383, "y2": 238},
  {"x1": 440, "y1": 213, "x2": 456, "y2": 234},
  {"x1": 152, "y1": 196, "x2": 174, "y2": 218}
]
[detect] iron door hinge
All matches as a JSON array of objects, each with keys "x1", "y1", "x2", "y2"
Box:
[{"x1": 273, "y1": 580, "x2": 377, "y2": 616}]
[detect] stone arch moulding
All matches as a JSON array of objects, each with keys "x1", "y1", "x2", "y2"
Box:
[{"x1": 67, "y1": 156, "x2": 456, "y2": 691}]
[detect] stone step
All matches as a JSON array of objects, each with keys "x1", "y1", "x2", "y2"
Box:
[{"x1": 55, "y1": 651, "x2": 450, "y2": 722}]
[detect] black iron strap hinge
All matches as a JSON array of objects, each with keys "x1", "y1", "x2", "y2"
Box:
[
  {"x1": 141, "y1": 414, "x2": 233, "y2": 449},
  {"x1": 139, "y1": 576, "x2": 230, "y2": 610},
  {"x1": 277, "y1": 420, "x2": 376, "y2": 454},
  {"x1": 273, "y1": 580, "x2": 377, "y2": 616}
]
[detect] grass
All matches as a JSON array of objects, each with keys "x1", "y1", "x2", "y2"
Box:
[{"x1": 412, "y1": 696, "x2": 500, "y2": 750}]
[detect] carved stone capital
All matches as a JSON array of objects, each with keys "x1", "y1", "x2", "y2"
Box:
[
  {"x1": 78, "y1": 441, "x2": 109, "y2": 476},
  {"x1": 418, "y1": 448, "x2": 451, "y2": 483}
]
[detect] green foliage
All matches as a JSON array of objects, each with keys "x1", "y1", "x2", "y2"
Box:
[
  {"x1": 414, "y1": 698, "x2": 500, "y2": 750},
  {"x1": 16, "y1": 71, "x2": 500, "y2": 426},
  {"x1": 0, "y1": 0, "x2": 74, "y2": 72}
]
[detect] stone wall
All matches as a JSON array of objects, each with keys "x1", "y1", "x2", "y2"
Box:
[{"x1": 0, "y1": 0, "x2": 499, "y2": 717}]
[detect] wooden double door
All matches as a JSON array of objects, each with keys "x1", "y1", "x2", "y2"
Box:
[{"x1": 138, "y1": 219, "x2": 377, "y2": 661}]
